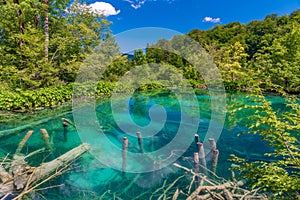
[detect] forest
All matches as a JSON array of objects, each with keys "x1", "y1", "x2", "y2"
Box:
[
  {"x1": 0, "y1": 0, "x2": 299, "y2": 199},
  {"x1": 0, "y1": 1, "x2": 299, "y2": 110}
]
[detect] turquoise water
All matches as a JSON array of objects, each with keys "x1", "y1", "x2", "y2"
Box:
[{"x1": 0, "y1": 91, "x2": 292, "y2": 199}]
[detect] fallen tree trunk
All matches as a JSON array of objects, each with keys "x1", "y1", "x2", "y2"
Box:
[
  {"x1": 0, "y1": 143, "x2": 90, "y2": 199},
  {"x1": 30, "y1": 143, "x2": 90, "y2": 183},
  {"x1": 0, "y1": 111, "x2": 72, "y2": 139}
]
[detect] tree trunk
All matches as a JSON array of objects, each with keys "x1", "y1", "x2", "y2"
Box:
[
  {"x1": 34, "y1": 13, "x2": 39, "y2": 29},
  {"x1": 13, "y1": 0, "x2": 26, "y2": 67},
  {"x1": 30, "y1": 143, "x2": 90, "y2": 183},
  {"x1": 0, "y1": 143, "x2": 90, "y2": 198},
  {"x1": 44, "y1": 0, "x2": 49, "y2": 61},
  {"x1": 13, "y1": 0, "x2": 24, "y2": 45},
  {"x1": 285, "y1": 77, "x2": 289, "y2": 89}
]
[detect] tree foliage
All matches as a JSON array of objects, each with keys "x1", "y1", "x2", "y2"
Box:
[
  {"x1": 0, "y1": 0, "x2": 110, "y2": 89},
  {"x1": 188, "y1": 10, "x2": 300, "y2": 93},
  {"x1": 184, "y1": 10, "x2": 300, "y2": 198},
  {"x1": 229, "y1": 89, "x2": 300, "y2": 198}
]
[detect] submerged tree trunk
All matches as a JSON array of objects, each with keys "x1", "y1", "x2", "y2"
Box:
[{"x1": 0, "y1": 130, "x2": 90, "y2": 199}]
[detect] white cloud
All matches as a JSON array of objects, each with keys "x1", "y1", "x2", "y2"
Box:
[
  {"x1": 202, "y1": 16, "x2": 221, "y2": 23},
  {"x1": 124, "y1": 0, "x2": 146, "y2": 9},
  {"x1": 66, "y1": 2, "x2": 120, "y2": 16},
  {"x1": 89, "y1": 2, "x2": 120, "y2": 16},
  {"x1": 123, "y1": 0, "x2": 174, "y2": 9}
]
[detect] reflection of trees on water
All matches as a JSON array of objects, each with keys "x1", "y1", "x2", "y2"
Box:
[{"x1": 129, "y1": 94, "x2": 149, "y2": 125}]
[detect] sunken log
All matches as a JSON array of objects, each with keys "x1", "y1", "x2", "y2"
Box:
[
  {"x1": 0, "y1": 143, "x2": 90, "y2": 198},
  {"x1": 15, "y1": 131, "x2": 34, "y2": 155},
  {"x1": 122, "y1": 137, "x2": 128, "y2": 171},
  {"x1": 61, "y1": 118, "x2": 75, "y2": 127},
  {"x1": 196, "y1": 142, "x2": 206, "y2": 169},
  {"x1": 63, "y1": 122, "x2": 68, "y2": 142},
  {"x1": 208, "y1": 138, "x2": 216, "y2": 151},
  {"x1": 194, "y1": 134, "x2": 199, "y2": 148},
  {"x1": 211, "y1": 149, "x2": 219, "y2": 173},
  {"x1": 136, "y1": 132, "x2": 144, "y2": 153},
  {"x1": 30, "y1": 143, "x2": 90, "y2": 183},
  {"x1": 40, "y1": 129, "x2": 52, "y2": 151},
  {"x1": 0, "y1": 111, "x2": 72, "y2": 139}
]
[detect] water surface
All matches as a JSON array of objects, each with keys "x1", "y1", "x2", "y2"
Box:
[{"x1": 0, "y1": 90, "x2": 288, "y2": 199}]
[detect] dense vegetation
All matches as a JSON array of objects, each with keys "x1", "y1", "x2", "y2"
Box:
[
  {"x1": 185, "y1": 12, "x2": 300, "y2": 197},
  {"x1": 228, "y1": 89, "x2": 300, "y2": 198},
  {"x1": 0, "y1": 0, "x2": 111, "y2": 89},
  {"x1": 188, "y1": 11, "x2": 300, "y2": 93},
  {"x1": 0, "y1": 2, "x2": 299, "y2": 110},
  {"x1": 0, "y1": 0, "x2": 116, "y2": 110}
]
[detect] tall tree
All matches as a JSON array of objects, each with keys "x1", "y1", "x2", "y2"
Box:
[
  {"x1": 44, "y1": 0, "x2": 49, "y2": 61},
  {"x1": 0, "y1": 0, "x2": 111, "y2": 89},
  {"x1": 269, "y1": 22, "x2": 300, "y2": 91},
  {"x1": 215, "y1": 42, "x2": 248, "y2": 88}
]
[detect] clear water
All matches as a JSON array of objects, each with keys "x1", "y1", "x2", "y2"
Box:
[{"x1": 0, "y1": 90, "x2": 291, "y2": 199}]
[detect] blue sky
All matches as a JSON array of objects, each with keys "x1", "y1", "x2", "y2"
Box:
[
  {"x1": 87, "y1": 0, "x2": 300, "y2": 34},
  {"x1": 84, "y1": 0, "x2": 299, "y2": 52}
]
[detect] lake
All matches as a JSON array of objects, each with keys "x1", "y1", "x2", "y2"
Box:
[{"x1": 0, "y1": 90, "x2": 290, "y2": 199}]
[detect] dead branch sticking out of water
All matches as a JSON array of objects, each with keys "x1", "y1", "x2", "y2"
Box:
[
  {"x1": 173, "y1": 163, "x2": 268, "y2": 200},
  {"x1": 0, "y1": 130, "x2": 90, "y2": 199},
  {"x1": 61, "y1": 118, "x2": 75, "y2": 127}
]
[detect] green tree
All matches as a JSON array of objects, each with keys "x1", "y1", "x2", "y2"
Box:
[
  {"x1": 0, "y1": 0, "x2": 111, "y2": 89},
  {"x1": 216, "y1": 42, "x2": 248, "y2": 89},
  {"x1": 230, "y1": 92, "x2": 300, "y2": 198},
  {"x1": 269, "y1": 22, "x2": 300, "y2": 91},
  {"x1": 133, "y1": 49, "x2": 147, "y2": 65},
  {"x1": 249, "y1": 33, "x2": 275, "y2": 90}
]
